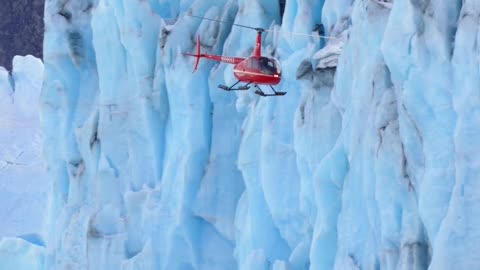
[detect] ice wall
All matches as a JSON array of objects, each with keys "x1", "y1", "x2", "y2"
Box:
[
  {"x1": 35, "y1": 0, "x2": 479, "y2": 269},
  {"x1": 0, "y1": 55, "x2": 46, "y2": 269},
  {"x1": 0, "y1": 55, "x2": 47, "y2": 237},
  {"x1": 0, "y1": 237, "x2": 45, "y2": 270}
]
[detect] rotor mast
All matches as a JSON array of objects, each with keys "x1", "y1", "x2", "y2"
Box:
[{"x1": 253, "y1": 28, "x2": 264, "y2": 57}]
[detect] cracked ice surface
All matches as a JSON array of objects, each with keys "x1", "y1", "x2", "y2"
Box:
[{"x1": 12, "y1": 0, "x2": 479, "y2": 269}]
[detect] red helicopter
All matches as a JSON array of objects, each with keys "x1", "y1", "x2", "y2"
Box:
[{"x1": 183, "y1": 15, "x2": 286, "y2": 97}]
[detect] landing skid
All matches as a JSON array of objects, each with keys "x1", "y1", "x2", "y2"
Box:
[
  {"x1": 218, "y1": 80, "x2": 251, "y2": 91},
  {"x1": 217, "y1": 81, "x2": 286, "y2": 96},
  {"x1": 254, "y1": 90, "x2": 286, "y2": 97},
  {"x1": 254, "y1": 85, "x2": 286, "y2": 97}
]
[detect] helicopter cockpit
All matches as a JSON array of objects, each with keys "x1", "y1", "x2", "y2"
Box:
[
  {"x1": 246, "y1": 57, "x2": 281, "y2": 75},
  {"x1": 259, "y1": 57, "x2": 281, "y2": 75}
]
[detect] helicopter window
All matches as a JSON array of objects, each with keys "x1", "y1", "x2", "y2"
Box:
[
  {"x1": 259, "y1": 57, "x2": 278, "y2": 75},
  {"x1": 248, "y1": 58, "x2": 259, "y2": 70},
  {"x1": 274, "y1": 60, "x2": 281, "y2": 74}
]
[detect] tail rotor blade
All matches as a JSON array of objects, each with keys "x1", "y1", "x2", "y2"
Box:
[
  {"x1": 193, "y1": 35, "x2": 201, "y2": 71},
  {"x1": 182, "y1": 35, "x2": 202, "y2": 73}
]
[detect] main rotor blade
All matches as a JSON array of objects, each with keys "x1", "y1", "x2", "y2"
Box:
[
  {"x1": 187, "y1": 14, "x2": 259, "y2": 31},
  {"x1": 187, "y1": 14, "x2": 338, "y2": 40},
  {"x1": 264, "y1": 29, "x2": 339, "y2": 40}
]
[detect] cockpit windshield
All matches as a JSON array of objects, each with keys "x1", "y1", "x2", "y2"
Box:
[{"x1": 259, "y1": 57, "x2": 281, "y2": 75}]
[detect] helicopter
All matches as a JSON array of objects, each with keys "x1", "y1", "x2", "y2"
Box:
[
  {"x1": 183, "y1": 15, "x2": 336, "y2": 96},
  {"x1": 183, "y1": 15, "x2": 288, "y2": 96}
]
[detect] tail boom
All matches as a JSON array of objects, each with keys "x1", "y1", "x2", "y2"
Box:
[{"x1": 183, "y1": 35, "x2": 245, "y2": 72}]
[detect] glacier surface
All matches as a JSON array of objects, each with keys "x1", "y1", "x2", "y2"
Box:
[
  {"x1": 0, "y1": 55, "x2": 47, "y2": 269},
  {"x1": 10, "y1": 0, "x2": 478, "y2": 269},
  {"x1": 0, "y1": 55, "x2": 47, "y2": 237}
]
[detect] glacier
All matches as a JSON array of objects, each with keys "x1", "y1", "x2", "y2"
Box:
[
  {"x1": 0, "y1": 55, "x2": 47, "y2": 237},
  {"x1": 4, "y1": 0, "x2": 479, "y2": 269},
  {"x1": 0, "y1": 55, "x2": 47, "y2": 269}
]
